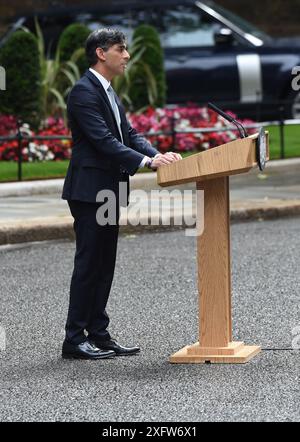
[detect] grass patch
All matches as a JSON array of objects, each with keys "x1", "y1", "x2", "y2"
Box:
[
  {"x1": 0, "y1": 125, "x2": 299, "y2": 182},
  {"x1": 266, "y1": 124, "x2": 300, "y2": 159},
  {"x1": 0, "y1": 160, "x2": 69, "y2": 182},
  {"x1": 0, "y1": 152, "x2": 196, "y2": 182}
]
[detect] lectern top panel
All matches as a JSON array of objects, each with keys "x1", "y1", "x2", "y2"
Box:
[{"x1": 157, "y1": 133, "x2": 269, "y2": 187}]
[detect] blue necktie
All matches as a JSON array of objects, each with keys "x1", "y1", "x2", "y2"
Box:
[{"x1": 107, "y1": 85, "x2": 123, "y2": 143}]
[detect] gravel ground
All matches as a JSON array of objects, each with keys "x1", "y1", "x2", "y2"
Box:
[{"x1": 0, "y1": 218, "x2": 299, "y2": 422}]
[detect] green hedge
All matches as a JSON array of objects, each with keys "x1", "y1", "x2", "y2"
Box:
[
  {"x1": 129, "y1": 25, "x2": 166, "y2": 110},
  {"x1": 0, "y1": 30, "x2": 41, "y2": 127},
  {"x1": 58, "y1": 23, "x2": 90, "y2": 74}
]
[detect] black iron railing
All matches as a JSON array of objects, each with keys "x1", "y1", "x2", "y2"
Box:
[{"x1": 0, "y1": 116, "x2": 299, "y2": 181}]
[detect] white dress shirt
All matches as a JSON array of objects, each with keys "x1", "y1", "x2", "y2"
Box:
[{"x1": 89, "y1": 68, "x2": 150, "y2": 168}]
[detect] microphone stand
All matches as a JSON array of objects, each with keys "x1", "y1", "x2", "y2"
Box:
[{"x1": 208, "y1": 102, "x2": 248, "y2": 139}]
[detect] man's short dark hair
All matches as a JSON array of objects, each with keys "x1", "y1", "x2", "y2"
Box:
[{"x1": 85, "y1": 28, "x2": 126, "y2": 66}]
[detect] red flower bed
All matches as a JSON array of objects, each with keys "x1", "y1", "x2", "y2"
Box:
[
  {"x1": 0, "y1": 116, "x2": 72, "y2": 161},
  {"x1": 0, "y1": 106, "x2": 256, "y2": 161},
  {"x1": 0, "y1": 115, "x2": 17, "y2": 134},
  {"x1": 128, "y1": 105, "x2": 256, "y2": 152}
]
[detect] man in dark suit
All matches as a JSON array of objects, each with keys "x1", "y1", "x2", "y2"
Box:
[{"x1": 61, "y1": 28, "x2": 181, "y2": 360}]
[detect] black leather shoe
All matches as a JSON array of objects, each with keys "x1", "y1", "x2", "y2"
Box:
[
  {"x1": 62, "y1": 340, "x2": 116, "y2": 360},
  {"x1": 93, "y1": 339, "x2": 140, "y2": 356}
]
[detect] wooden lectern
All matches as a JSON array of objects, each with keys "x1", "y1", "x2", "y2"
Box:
[{"x1": 157, "y1": 133, "x2": 269, "y2": 363}]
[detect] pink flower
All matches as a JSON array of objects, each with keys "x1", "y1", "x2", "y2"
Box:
[{"x1": 127, "y1": 105, "x2": 256, "y2": 152}]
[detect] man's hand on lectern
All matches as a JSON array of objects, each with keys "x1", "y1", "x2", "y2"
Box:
[
  {"x1": 165, "y1": 152, "x2": 182, "y2": 161},
  {"x1": 151, "y1": 152, "x2": 182, "y2": 170}
]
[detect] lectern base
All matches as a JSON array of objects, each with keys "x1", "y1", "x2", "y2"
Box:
[{"x1": 169, "y1": 341, "x2": 261, "y2": 364}]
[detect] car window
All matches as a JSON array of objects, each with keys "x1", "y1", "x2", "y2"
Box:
[
  {"x1": 155, "y1": 6, "x2": 219, "y2": 48},
  {"x1": 77, "y1": 11, "x2": 137, "y2": 43},
  {"x1": 80, "y1": 5, "x2": 221, "y2": 48},
  {"x1": 209, "y1": 2, "x2": 271, "y2": 42},
  {"x1": 77, "y1": 6, "x2": 220, "y2": 48}
]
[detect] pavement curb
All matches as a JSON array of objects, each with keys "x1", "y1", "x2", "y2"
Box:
[{"x1": 1, "y1": 203, "x2": 300, "y2": 246}]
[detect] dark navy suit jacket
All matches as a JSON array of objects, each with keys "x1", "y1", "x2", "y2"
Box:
[{"x1": 62, "y1": 69, "x2": 159, "y2": 205}]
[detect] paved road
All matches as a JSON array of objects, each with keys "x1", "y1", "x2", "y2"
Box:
[{"x1": 0, "y1": 218, "x2": 299, "y2": 422}]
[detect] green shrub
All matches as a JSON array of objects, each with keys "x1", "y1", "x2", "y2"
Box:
[
  {"x1": 112, "y1": 35, "x2": 157, "y2": 111},
  {"x1": 35, "y1": 18, "x2": 81, "y2": 123},
  {"x1": 128, "y1": 25, "x2": 166, "y2": 111},
  {"x1": 58, "y1": 23, "x2": 90, "y2": 74},
  {"x1": 0, "y1": 30, "x2": 41, "y2": 126}
]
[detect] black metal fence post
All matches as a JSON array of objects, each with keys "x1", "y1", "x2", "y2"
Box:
[
  {"x1": 279, "y1": 106, "x2": 285, "y2": 159},
  {"x1": 171, "y1": 114, "x2": 176, "y2": 151},
  {"x1": 16, "y1": 119, "x2": 23, "y2": 181}
]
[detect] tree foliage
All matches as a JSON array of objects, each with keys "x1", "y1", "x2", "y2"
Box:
[{"x1": 0, "y1": 30, "x2": 41, "y2": 127}]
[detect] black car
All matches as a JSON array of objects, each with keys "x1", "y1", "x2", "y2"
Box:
[{"x1": 1, "y1": 0, "x2": 300, "y2": 120}]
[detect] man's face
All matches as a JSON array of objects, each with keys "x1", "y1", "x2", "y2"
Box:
[{"x1": 101, "y1": 43, "x2": 130, "y2": 78}]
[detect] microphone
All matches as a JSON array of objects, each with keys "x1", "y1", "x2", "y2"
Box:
[{"x1": 207, "y1": 102, "x2": 248, "y2": 139}]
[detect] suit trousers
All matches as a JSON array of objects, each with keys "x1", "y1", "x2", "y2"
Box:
[{"x1": 65, "y1": 200, "x2": 119, "y2": 344}]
